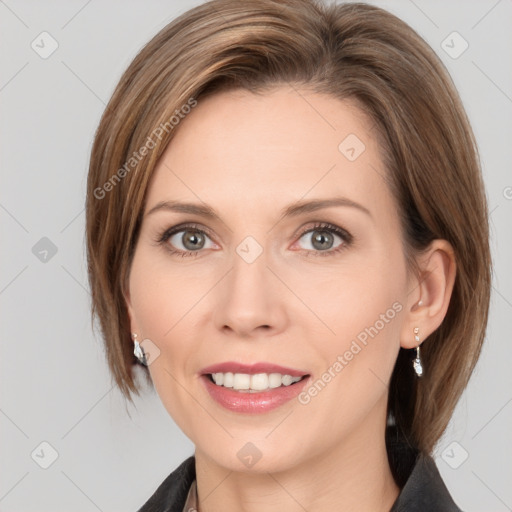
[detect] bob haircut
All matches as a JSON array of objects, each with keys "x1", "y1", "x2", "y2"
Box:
[{"x1": 86, "y1": 0, "x2": 491, "y2": 456}]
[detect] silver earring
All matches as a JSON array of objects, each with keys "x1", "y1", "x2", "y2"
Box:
[
  {"x1": 132, "y1": 333, "x2": 148, "y2": 366},
  {"x1": 412, "y1": 327, "x2": 423, "y2": 377}
]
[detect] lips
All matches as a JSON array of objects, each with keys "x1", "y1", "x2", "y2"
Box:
[
  {"x1": 199, "y1": 361, "x2": 311, "y2": 413},
  {"x1": 200, "y1": 362, "x2": 308, "y2": 377}
]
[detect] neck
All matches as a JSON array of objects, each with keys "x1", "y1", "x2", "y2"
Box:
[{"x1": 193, "y1": 399, "x2": 400, "y2": 512}]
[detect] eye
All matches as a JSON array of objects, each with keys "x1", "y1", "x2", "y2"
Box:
[
  {"x1": 295, "y1": 222, "x2": 352, "y2": 256},
  {"x1": 156, "y1": 221, "x2": 353, "y2": 258},
  {"x1": 157, "y1": 223, "x2": 216, "y2": 257},
  {"x1": 169, "y1": 229, "x2": 214, "y2": 251}
]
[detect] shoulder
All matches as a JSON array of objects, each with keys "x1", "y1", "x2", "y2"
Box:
[
  {"x1": 136, "y1": 455, "x2": 196, "y2": 512},
  {"x1": 390, "y1": 452, "x2": 463, "y2": 512}
]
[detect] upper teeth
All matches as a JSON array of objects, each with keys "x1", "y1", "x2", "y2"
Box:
[{"x1": 211, "y1": 372, "x2": 303, "y2": 391}]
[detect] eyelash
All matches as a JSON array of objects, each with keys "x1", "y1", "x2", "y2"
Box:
[{"x1": 155, "y1": 222, "x2": 353, "y2": 258}]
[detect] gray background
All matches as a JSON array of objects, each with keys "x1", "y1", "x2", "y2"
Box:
[{"x1": 1, "y1": 0, "x2": 511, "y2": 511}]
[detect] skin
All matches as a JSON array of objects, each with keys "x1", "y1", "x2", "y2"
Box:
[{"x1": 125, "y1": 86, "x2": 456, "y2": 512}]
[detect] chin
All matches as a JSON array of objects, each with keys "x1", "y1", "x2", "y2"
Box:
[{"x1": 196, "y1": 437, "x2": 310, "y2": 475}]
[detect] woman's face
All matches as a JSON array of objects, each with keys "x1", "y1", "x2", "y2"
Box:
[{"x1": 126, "y1": 86, "x2": 415, "y2": 473}]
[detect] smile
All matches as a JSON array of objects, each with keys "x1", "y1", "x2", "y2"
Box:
[
  {"x1": 199, "y1": 362, "x2": 311, "y2": 413},
  {"x1": 209, "y1": 372, "x2": 304, "y2": 392}
]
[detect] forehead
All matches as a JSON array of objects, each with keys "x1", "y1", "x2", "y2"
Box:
[{"x1": 145, "y1": 86, "x2": 393, "y2": 222}]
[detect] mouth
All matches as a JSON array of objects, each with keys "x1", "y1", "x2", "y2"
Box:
[
  {"x1": 199, "y1": 362, "x2": 310, "y2": 413},
  {"x1": 205, "y1": 372, "x2": 308, "y2": 393}
]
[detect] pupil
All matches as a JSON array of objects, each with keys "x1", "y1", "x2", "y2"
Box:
[
  {"x1": 312, "y1": 231, "x2": 333, "y2": 250},
  {"x1": 184, "y1": 231, "x2": 203, "y2": 250}
]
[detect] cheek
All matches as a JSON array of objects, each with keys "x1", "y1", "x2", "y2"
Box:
[
  {"x1": 295, "y1": 268, "x2": 404, "y2": 436},
  {"x1": 129, "y1": 264, "x2": 197, "y2": 431},
  {"x1": 128, "y1": 249, "x2": 206, "y2": 413},
  {"x1": 297, "y1": 252, "x2": 406, "y2": 384},
  {"x1": 291, "y1": 256, "x2": 404, "y2": 338},
  {"x1": 129, "y1": 248, "x2": 205, "y2": 339}
]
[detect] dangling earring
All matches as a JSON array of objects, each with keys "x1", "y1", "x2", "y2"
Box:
[
  {"x1": 413, "y1": 327, "x2": 423, "y2": 377},
  {"x1": 132, "y1": 333, "x2": 148, "y2": 366}
]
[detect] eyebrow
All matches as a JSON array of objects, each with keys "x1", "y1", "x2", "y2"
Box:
[{"x1": 145, "y1": 197, "x2": 372, "y2": 221}]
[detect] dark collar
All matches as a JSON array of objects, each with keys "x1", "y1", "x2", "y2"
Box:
[
  {"x1": 137, "y1": 456, "x2": 195, "y2": 512},
  {"x1": 137, "y1": 449, "x2": 462, "y2": 512},
  {"x1": 389, "y1": 452, "x2": 462, "y2": 511}
]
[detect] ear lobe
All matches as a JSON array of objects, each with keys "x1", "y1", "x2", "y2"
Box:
[{"x1": 400, "y1": 239, "x2": 457, "y2": 349}]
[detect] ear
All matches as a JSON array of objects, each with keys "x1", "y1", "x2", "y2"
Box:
[{"x1": 400, "y1": 239, "x2": 457, "y2": 349}]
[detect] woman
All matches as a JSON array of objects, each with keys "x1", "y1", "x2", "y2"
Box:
[{"x1": 85, "y1": 1, "x2": 491, "y2": 510}]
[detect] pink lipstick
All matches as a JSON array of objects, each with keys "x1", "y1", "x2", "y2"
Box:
[{"x1": 199, "y1": 361, "x2": 310, "y2": 414}]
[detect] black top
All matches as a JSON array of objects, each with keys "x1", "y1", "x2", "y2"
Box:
[{"x1": 136, "y1": 431, "x2": 463, "y2": 512}]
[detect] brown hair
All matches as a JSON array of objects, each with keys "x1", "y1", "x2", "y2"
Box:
[{"x1": 86, "y1": 0, "x2": 491, "y2": 456}]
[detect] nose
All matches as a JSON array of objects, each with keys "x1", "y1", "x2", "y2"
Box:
[{"x1": 213, "y1": 244, "x2": 288, "y2": 339}]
